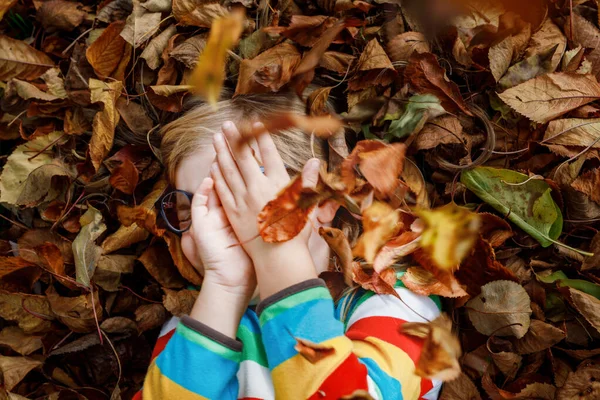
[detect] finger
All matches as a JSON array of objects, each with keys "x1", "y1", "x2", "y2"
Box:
[
  {"x1": 213, "y1": 130, "x2": 246, "y2": 197},
  {"x1": 210, "y1": 162, "x2": 236, "y2": 210},
  {"x1": 207, "y1": 180, "x2": 221, "y2": 208},
  {"x1": 222, "y1": 121, "x2": 263, "y2": 186},
  {"x1": 301, "y1": 158, "x2": 321, "y2": 190},
  {"x1": 255, "y1": 122, "x2": 288, "y2": 182},
  {"x1": 191, "y1": 177, "x2": 213, "y2": 223}
]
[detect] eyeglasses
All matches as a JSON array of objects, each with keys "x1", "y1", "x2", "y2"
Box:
[{"x1": 159, "y1": 189, "x2": 194, "y2": 234}]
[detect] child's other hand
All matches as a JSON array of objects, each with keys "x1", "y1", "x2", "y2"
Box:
[
  {"x1": 188, "y1": 176, "x2": 256, "y2": 300},
  {"x1": 211, "y1": 122, "x2": 317, "y2": 297}
]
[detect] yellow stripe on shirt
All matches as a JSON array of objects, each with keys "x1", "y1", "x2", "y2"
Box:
[{"x1": 144, "y1": 362, "x2": 209, "y2": 400}]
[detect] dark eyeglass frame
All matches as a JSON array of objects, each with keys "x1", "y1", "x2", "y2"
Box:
[{"x1": 159, "y1": 189, "x2": 194, "y2": 234}]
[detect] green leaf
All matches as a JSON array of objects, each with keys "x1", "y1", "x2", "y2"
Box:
[
  {"x1": 384, "y1": 94, "x2": 445, "y2": 140},
  {"x1": 536, "y1": 270, "x2": 600, "y2": 299},
  {"x1": 72, "y1": 205, "x2": 107, "y2": 288},
  {"x1": 461, "y1": 167, "x2": 562, "y2": 247}
]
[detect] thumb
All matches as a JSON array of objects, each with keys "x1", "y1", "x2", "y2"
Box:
[{"x1": 301, "y1": 158, "x2": 321, "y2": 190}]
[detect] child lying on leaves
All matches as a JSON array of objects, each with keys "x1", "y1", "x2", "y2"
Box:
[{"x1": 134, "y1": 92, "x2": 442, "y2": 400}]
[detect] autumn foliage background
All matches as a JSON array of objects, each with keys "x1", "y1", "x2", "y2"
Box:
[{"x1": 3, "y1": 0, "x2": 600, "y2": 398}]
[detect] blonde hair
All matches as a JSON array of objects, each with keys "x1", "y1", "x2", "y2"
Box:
[{"x1": 160, "y1": 90, "x2": 327, "y2": 184}]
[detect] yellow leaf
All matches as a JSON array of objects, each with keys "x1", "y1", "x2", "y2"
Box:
[
  {"x1": 189, "y1": 11, "x2": 244, "y2": 107},
  {"x1": 417, "y1": 203, "x2": 480, "y2": 270}
]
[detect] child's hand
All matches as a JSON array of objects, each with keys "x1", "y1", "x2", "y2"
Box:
[
  {"x1": 188, "y1": 176, "x2": 256, "y2": 300},
  {"x1": 211, "y1": 121, "x2": 318, "y2": 298}
]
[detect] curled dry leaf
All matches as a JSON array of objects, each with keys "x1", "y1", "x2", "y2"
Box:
[
  {"x1": 138, "y1": 241, "x2": 186, "y2": 289},
  {"x1": 189, "y1": 12, "x2": 244, "y2": 106},
  {"x1": 512, "y1": 319, "x2": 565, "y2": 354},
  {"x1": 352, "y1": 202, "x2": 402, "y2": 264},
  {"x1": 372, "y1": 231, "x2": 421, "y2": 273},
  {"x1": 109, "y1": 158, "x2": 139, "y2": 195},
  {"x1": 0, "y1": 35, "x2": 54, "y2": 81},
  {"x1": 163, "y1": 288, "x2": 198, "y2": 316},
  {"x1": 348, "y1": 39, "x2": 396, "y2": 91},
  {"x1": 120, "y1": 0, "x2": 161, "y2": 48},
  {"x1": 170, "y1": 34, "x2": 207, "y2": 69},
  {"x1": 489, "y1": 36, "x2": 514, "y2": 82},
  {"x1": 294, "y1": 337, "x2": 335, "y2": 364},
  {"x1": 352, "y1": 264, "x2": 399, "y2": 298},
  {"x1": 141, "y1": 24, "x2": 178, "y2": 70},
  {"x1": 571, "y1": 169, "x2": 600, "y2": 205},
  {"x1": 412, "y1": 115, "x2": 464, "y2": 151},
  {"x1": 479, "y1": 212, "x2": 514, "y2": 247},
  {"x1": 46, "y1": 285, "x2": 103, "y2": 333},
  {"x1": 72, "y1": 205, "x2": 106, "y2": 288},
  {"x1": 319, "y1": 227, "x2": 353, "y2": 286},
  {"x1": 482, "y1": 373, "x2": 556, "y2": 400},
  {"x1": 557, "y1": 362, "x2": 600, "y2": 400},
  {"x1": 523, "y1": 19, "x2": 566, "y2": 73},
  {"x1": 89, "y1": 79, "x2": 123, "y2": 171},
  {"x1": 135, "y1": 303, "x2": 167, "y2": 333},
  {"x1": 386, "y1": 31, "x2": 430, "y2": 63},
  {"x1": 400, "y1": 267, "x2": 468, "y2": 298},
  {"x1": 402, "y1": 314, "x2": 461, "y2": 381},
  {"x1": 417, "y1": 203, "x2": 481, "y2": 271},
  {"x1": 466, "y1": 280, "x2": 532, "y2": 338},
  {"x1": 405, "y1": 52, "x2": 472, "y2": 116},
  {"x1": 498, "y1": 73, "x2": 600, "y2": 124}
]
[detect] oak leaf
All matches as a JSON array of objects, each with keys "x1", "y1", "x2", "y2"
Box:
[
  {"x1": 498, "y1": 73, "x2": 600, "y2": 123},
  {"x1": 0, "y1": 35, "x2": 54, "y2": 81}
]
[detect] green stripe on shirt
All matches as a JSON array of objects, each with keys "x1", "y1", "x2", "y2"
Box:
[
  {"x1": 259, "y1": 286, "x2": 331, "y2": 323},
  {"x1": 237, "y1": 324, "x2": 269, "y2": 368},
  {"x1": 176, "y1": 324, "x2": 241, "y2": 363}
]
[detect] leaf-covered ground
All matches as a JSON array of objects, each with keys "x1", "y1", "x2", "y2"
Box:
[{"x1": 1, "y1": 0, "x2": 600, "y2": 399}]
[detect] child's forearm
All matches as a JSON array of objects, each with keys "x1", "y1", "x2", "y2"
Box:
[
  {"x1": 189, "y1": 279, "x2": 249, "y2": 339},
  {"x1": 253, "y1": 242, "x2": 318, "y2": 299}
]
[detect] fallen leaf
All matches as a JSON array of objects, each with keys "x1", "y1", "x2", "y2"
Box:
[
  {"x1": 352, "y1": 202, "x2": 402, "y2": 263},
  {"x1": 571, "y1": 169, "x2": 600, "y2": 204},
  {"x1": 417, "y1": 203, "x2": 481, "y2": 270},
  {"x1": 556, "y1": 362, "x2": 600, "y2": 400},
  {"x1": 135, "y1": 303, "x2": 167, "y2": 333},
  {"x1": 385, "y1": 94, "x2": 446, "y2": 140},
  {"x1": 235, "y1": 42, "x2": 302, "y2": 95},
  {"x1": 109, "y1": 158, "x2": 139, "y2": 194},
  {"x1": 189, "y1": 12, "x2": 244, "y2": 106},
  {"x1": 461, "y1": 167, "x2": 563, "y2": 248},
  {"x1": 162, "y1": 288, "x2": 198, "y2": 316},
  {"x1": 565, "y1": 12, "x2": 600, "y2": 79},
  {"x1": 0, "y1": 35, "x2": 54, "y2": 81},
  {"x1": 348, "y1": 39, "x2": 395, "y2": 91},
  {"x1": 583, "y1": 231, "x2": 600, "y2": 271},
  {"x1": 0, "y1": 291, "x2": 54, "y2": 334},
  {"x1": 115, "y1": 98, "x2": 154, "y2": 135},
  {"x1": 512, "y1": 319, "x2": 565, "y2": 354},
  {"x1": 352, "y1": 264, "x2": 399, "y2": 297},
  {"x1": 568, "y1": 288, "x2": 600, "y2": 334},
  {"x1": 319, "y1": 51, "x2": 355, "y2": 74},
  {"x1": 523, "y1": 19, "x2": 566, "y2": 73},
  {"x1": 479, "y1": 212, "x2": 514, "y2": 247},
  {"x1": 89, "y1": 79, "x2": 123, "y2": 171},
  {"x1": 466, "y1": 280, "x2": 532, "y2": 338},
  {"x1": 138, "y1": 240, "x2": 186, "y2": 288},
  {"x1": 0, "y1": 131, "x2": 65, "y2": 205},
  {"x1": 141, "y1": 24, "x2": 178, "y2": 70},
  {"x1": 489, "y1": 36, "x2": 514, "y2": 82},
  {"x1": 0, "y1": 0, "x2": 17, "y2": 21},
  {"x1": 86, "y1": 21, "x2": 132, "y2": 80},
  {"x1": 400, "y1": 267, "x2": 468, "y2": 298},
  {"x1": 318, "y1": 227, "x2": 353, "y2": 286},
  {"x1": 16, "y1": 160, "x2": 74, "y2": 207},
  {"x1": 372, "y1": 231, "x2": 421, "y2": 272},
  {"x1": 439, "y1": 372, "x2": 482, "y2": 400},
  {"x1": 269, "y1": 15, "x2": 338, "y2": 47},
  {"x1": 405, "y1": 52, "x2": 472, "y2": 116},
  {"x1": 386, "y1": 31, "x2": 430, "y2": 63},
  {"x1": 482, "y1": 374, "x2": 556, "y2": 399},
  {"x1": 0, "y1": 355, "x2": 42, "y2": 391},
  {"x1": 294, "y1": 337, "x2": 335, "y2": 363},
  {"x1": 170, "y1": 34, "x2": 207, "y2": 69},
  {"x1": 120, "y1": 0, "x2": 161, "y2": 48},
  {"x1": 72, "y1": 205, "x2": 107, "y2": 288},
  {"x1": 487, "y1": 337, "x2": 522, "y2": 380},
  {"x1": 413, "y1": 115, "x2": 464, "y2": 151},
  {"x1": 497, "y1": 73, "x2": 600, "y2": 123},
  {"x1": 164, "y1": 232, "x2": 203, "y2": 285},
  {"x1": 402, "y1": 314, "x2": 461, "y2": 381},
  {"x1": 36, "y1": 0, "x2": 86, "y2": 32},
  {"x1": 97, "y1": 0, "x2": 133, "y2": 23},
  {"x1": 307, "y1": 87, "x2": 333, "y2": 116},
  {"x1": 172, "y1": 0, "x2": 228, "y2": 27},
  {"x1": 498, "y1": 44, "x2": 558, "y2": 90},
  {"x1": 0, "y1": 326, "x2": 42, "y2": 356},
  {"x1": 46, "y1": 285, "x2": 103, "y2": 333},
  {"x1": 8, "y1": 79, "x2": 60, "y2": 101},
  {"x1": 100, "y1": 316, "x2": 138, "y2": 334}
]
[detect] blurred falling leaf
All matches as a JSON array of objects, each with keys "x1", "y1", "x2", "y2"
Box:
[
  {"x1": 72, "y1": 205, "x2": 107, "y2": 288},
  {"x1": 400, "y1": 267, "x2": 468, "y2": 298},
  {"x1": 353, "y1": 202, "x2": 402, "y2": 264},
  {"x1": 466, "y1": 280, "x2": 532, "y2": 338},
  {"x1": 294, "y1": 337, "x2": 335, "y2": 363}
]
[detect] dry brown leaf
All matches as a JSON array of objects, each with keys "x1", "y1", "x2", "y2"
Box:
[
  {"x1": 307, "y1": 87, "x2": 333, "y2": 116},
  {"x1": 412, "y1": 115, "x2": 464, "y2": 151},
  {"x1": 86, "y1": 21, "x2": 132, "y2": 81},
  {"x1": 135, "y1": 303, "x2": 167, "y2": 333},
  {"x1": 568, "y1": 288, "x2": 600, "y2": 334},
  {"x1": 138, "y1": 241, "x2": 186, "y2": 288},
  {"x1": 0, "y1": 355, "x2": 43, "y2": 391},
  {"x1": 109, "y1": 158, "x2": 139, "y2": 194},
  {"x1": 46, "y1": 286, "x2": 103, "y2": 333},
  {"x1": 89, "y1": 79, "x2": 123, "y2": 171},
  {"x1": 235, "y1": 42, "x2": 302, "y2": 95},
  {"x1": 115, "y1": 97, "x2": 154, "y2": 135},
  {"x1": 319, "y1": 51, "x2": 355, "y2": 74},
  {"x1": 402, "y1": 314, "x2": 461, "y2": 381},
  {"x1": 319, "y1": 227, "x2": 353, "y2": 286},
  {"x1": 352, "y1": 202, "x2": 402, "y2": 264},
  {"x1": 387, "y1": 31, "x2": 430, "y2": 63},
  {"x1": 163, "y1": 288, "x2": 199, "y2": 316},
  {"x1": 523, "y1": 19, "x2": 566, "y2": 73},
  {"x1": 400, "y1": 267, "x2": 468, "y2": 298},
  {"x1": 269, "y1": 15, "x2": 338, "y2": 47},
  {"x1": 37, "y1": 0, "x2": 86, "y2": 32},
  {"x1": 352, "y1": 265, "x2": 399, "y2": 298},
  {"x1": 0, "y1": 0, "x2": 17, "y2": 20},
  {"x1": 489, "y1": 36, "x2": 514, "y2": 82},
  {"x1": 583, "y1": 231, "x2": 600, "y2": 271},
  {"x1": 466, "y1": 280, "x2": 532, "y2": 338},
  {"x1": 482, "y1": 374, "x2": 556, "y2": 400},
  {"x1": 479, "y1": 213, "x2": 514, "y2": 247},
  {"x1": 405, "y1": 52, "x2": 472, "y2": 116},
  {"x1": 557, "y1": 362, "x2": 600, "y2": 400},
  {"x1": 348, "y1": 39, "x2": 395, "y2": 91},
  {"x1": 120, "y1": 0, "x2": 161, "y2": 48},
  {"x1": 0, "y1": 290, "x2": 54, "y2": 334},
  {"x1": 439, "y1": 372, "x2": 482, "y2": 400},
  {"x1": 498, "y1": 73, "x2": 600, "y2": 123},
  {"x1": 543, "y1": 118, "x2": 600, "y2": 149},
  {"x1": 172, "y1": 0, "x2": 228, "y2": 27},
  {"x1": 164, "y1": 232, "x2": 203, "y2": 286},
  {"x1": 141, "y1": 24, "x2": 178, "y2": 70},
  {"x1": 373, "y1": 231, "x2": 421, "y2": 272},
  {"x1": 571, "y1": 169, "x2": 600, "y2": 204},
  {"x1": 512, "y1": 319, "x2": 565, "y2": 354},
  {"x1": 0, "y1": 35, "x2": 54, "y2": 81},
  {"x1": 487, "y1": 339, "x2": 522, "y2": 380},
  {"x1": 170, "y1": 34, "x2": 207, "y2": 69},
  {"x1": 100, "y1": 316, "x2": 138, "y2": 334},
  {"x1": 0, "y1": 326, "x2": 42, "y2": 356},
  {"x1": 565, "y1": 13, "x2": 600, "y2": 78},
  {"x1": 294, "y1": 337, "x2": 335, "y2": 363}
]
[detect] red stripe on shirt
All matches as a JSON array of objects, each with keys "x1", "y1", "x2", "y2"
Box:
[
  {"x1": 308, "y1": 353, "x2": 369, "y2": 399},
  {"x1": 345, "y1": 316, "x2": 433, "y2": 397},
  {"x1": 150, "y1": 329, "x2": 176, "y2": 361}
]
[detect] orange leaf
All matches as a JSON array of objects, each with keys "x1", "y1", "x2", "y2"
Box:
[
  {"x1": 479, "y1": 212, "x2": 514, "y2": 247},
  {"x1": 294, "y1": 337, "x2": 336, "y2": 363},
  {"x1": 352, "y1": 201, "x2": 402, "y2": 263},
  {"x1": 319, "y1": 227, "x2": 354, "y2": 286},
  {"x1": 373, "y1": 230, "x2": 421, "y2": 272},
  {"x1": 400, "y1": 267, "x2": 468, "y2": 298},
  {"x1": 109, "y1": 158, "x2": 139, "y2": 195},
  {"x1": 256, "y1": 112, "x2": 344, "y2": 139},
  {"x1": 352, "y1": 264, "x2": 399, "y2": 298},
  {"x1": 189, "y1": 12, "x2": 244, "y2": 106},
  {"x1": 85, "y1": 20, "x2": 132, "y2": 81}
]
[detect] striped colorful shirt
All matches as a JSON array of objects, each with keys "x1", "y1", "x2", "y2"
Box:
[{"x1": 135, "y1": 277, "x2": 442, "y2": 399}]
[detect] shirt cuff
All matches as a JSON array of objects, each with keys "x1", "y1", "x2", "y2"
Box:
[
  {"x1": 181, "y1": 315, "x2": 243, "y2": 352},
  {"x1": 256, "y1": 278, "x2": 327, "y2": 316}
]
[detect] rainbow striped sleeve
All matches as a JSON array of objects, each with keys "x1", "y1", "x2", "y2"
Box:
[{"x1": 141, "y1": 315, "x2": 242, "y2": 400}]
